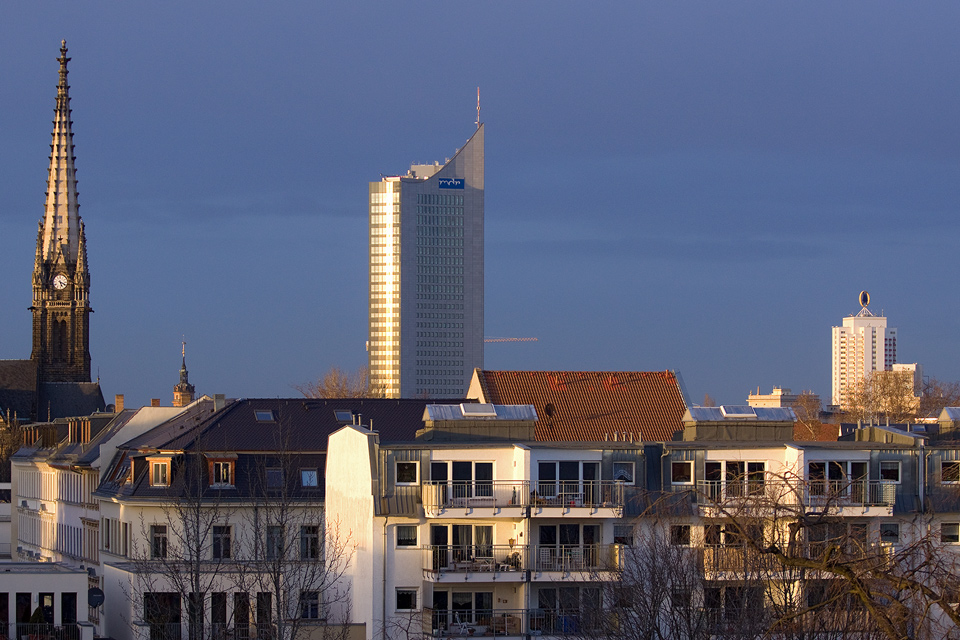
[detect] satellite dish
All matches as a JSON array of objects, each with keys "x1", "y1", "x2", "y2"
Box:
[
  {"x1": 88, "y1": 587, "x2": 105, "y2": 608},
  {"x1": 859, "y1": 291, "x2": 870, "y2": 308}
]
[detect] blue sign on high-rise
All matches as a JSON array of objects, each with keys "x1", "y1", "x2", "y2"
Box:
[{"x1": 438, "y1": 177, "x2": 465, "y2": 189}]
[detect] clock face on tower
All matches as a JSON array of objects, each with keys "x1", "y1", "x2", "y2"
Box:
[{"x1": 53, "y1": 274, "x2": 68, "y2": 290}]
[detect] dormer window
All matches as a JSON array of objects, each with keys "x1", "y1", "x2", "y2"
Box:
[
  {"x1": 206, "y1": 455, "x2": 237, "y2": 488},
  {"x1": 212, "y1": 461, "x2": 232, "y2": 486},
  {"x1": 150, "y1": 460, "x2": 170, "y2": 487}
]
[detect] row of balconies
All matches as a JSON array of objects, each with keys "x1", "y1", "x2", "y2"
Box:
[
  {"x1": 421, "y1": 481, "x2": 625, "y2": 517},
  {"x1": 422, "y1": 544, "x2": 620, "y2": 579},
  {"x1": 423, "y1": 607, "x2": 600, "y2": 637},
  {"x1": 669, "y1": 479, "x2": 896, "y2": 512}
]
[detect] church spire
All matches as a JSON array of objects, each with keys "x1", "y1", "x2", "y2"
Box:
[
  {"x1": 31, "y1": 41, "x2": 92, "y2": 384},
  {"x1": 39, "y1": 40, "x2": 82, "y2": 265}
]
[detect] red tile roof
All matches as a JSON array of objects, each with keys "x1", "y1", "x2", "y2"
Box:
[{"x1": 473, "y1": 370, "x2": 688, "y2": 442}]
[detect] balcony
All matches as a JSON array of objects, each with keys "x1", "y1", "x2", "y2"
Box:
[
  {"x1": 424, "y1": 545, "x2": 526, "y2": 581},
  {"x1": 804, "y1": 480, "x2": 896, "y2": 513},
  {"x1": 8, "y1": 624, "x2": 89, "y2": 640},
  {"x1": 135, "y1": 623, "x2": 278, "y2": 640},
  {"x1": 423, "y1": 481, "x2": 625, "y2": 517},
  {"x1": 423, "y1": 608, "x2": 601, "y2": 637},
  {"x1": 532, "y1": 544, "x2": 620, "y2": 575}
]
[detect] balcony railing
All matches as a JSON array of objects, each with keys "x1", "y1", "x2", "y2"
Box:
[
  {"x1": 137, "y1": 623, "x2": 277, "y2": 640},
  {"x1": 697, "y1": 480, "x2": 775, "y2": 503},
  {"x1": 12, "y1": 624, "x2": 82, "y2": 640},
  {"x1": 426, "y1": 544, "x2": 526, "y2": 574},
  {"x1": 423, "y1": 481, "x2": 625, "y2": 513},
  {"x1": 805, "y1": 480, "x2": 895, "y2": 507},
  {"x1": 532, "y1": 544, "x2": 619, "y2": 572},
  {"x1": 423, "y1": 608, "x2": 601, "y2": 637}
]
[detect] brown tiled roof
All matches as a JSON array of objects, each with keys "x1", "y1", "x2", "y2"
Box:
[
  {"x1": 473, "y1": 370, "x2": 688, "y2": 442},
  {"x1": 793, "y1": 421, "x2": 840, "y2": 442}
]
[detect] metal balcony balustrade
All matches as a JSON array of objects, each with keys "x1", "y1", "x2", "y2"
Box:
[
  {"x1": 138, "y1": 623, "x2": 278, "y2": 640},
  {"x1": 532, "y1": 544, "x2": 620, "y2": 572},
  {"x1": 804, "y1": 479, "x2": 895, "y2": 507},
  {"x1": 426, "y1": 544, "x2": 526, "y2": 574},
  {"x1": 8, "y1": 623, "x2": 83, "y2": 640},
  {"x1": 423, "y1": 607, "x2": 600, "y2": 637},
  {"x1": 423, "y1": 481, "x2": 625, "y2": 513}
]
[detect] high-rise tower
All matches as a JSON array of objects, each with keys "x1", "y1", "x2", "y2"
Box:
[
  {"x1": 368, "y1": 125, "x2": 484, "y2": 398},
  {"x1": 30, "y1": 41, "x2": 92, "y2": 383},
  {"x1": 831, "y1": 291, "x2": 897, "y2": 408}
]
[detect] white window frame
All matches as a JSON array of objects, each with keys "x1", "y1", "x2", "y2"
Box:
[
  {"x1": 879, "y1": 460, "x2": 901, "y2": 484},
  {"x1": 942, "y1": 522, "x2": 960, "y2": 544},
  {"x1": 671, "y1": 461, "x2": 694, "y2": 485},
  {"x1": 396, "y1": 461, "x2": 419, "y2": 486},
  {"x1": 150, "y1": 461, "x2": 169, "y2": 487},
  {"x1": 211, "y1": 461, "x2": 233, "y2": 487},
  {"x1": 943, "y1": 461, "x2": 960, "y2": 484},
  {"x1": 395, "y1": 588, "x2": 419, "y2": 611},
  {"x1": 396, "y1": 525, "x2": 418, "y2": 548},
  {"x1": 613, "y1": 461, "x2": 635, "y2": 485}
]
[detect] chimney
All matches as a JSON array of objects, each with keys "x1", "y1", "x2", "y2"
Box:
[
  {"x1": 115, "y1": 394, "x2": 124, "y2": 412},
  {"x1": 214, "y1": 394, "x2": 226, "y2": 411},
  {"x1": 151, "y1": 399, "x2": 161, "y2": 407}
]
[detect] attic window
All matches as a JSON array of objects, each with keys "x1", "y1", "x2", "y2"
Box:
[
  {"x1": 334, "y1": 410, "x2": 353, "y2": 423},
  {"x1": 719, "y1": 405, "x2": 757, "y2": 419},
  {"x1": 150, "y1": 460, "x2": 170, "y2": 487},
  {"x1": 460, "y1": 403, "x2": 497, "y2": 417},
  {"x1": 255, "y1": 410, "x2": 276, "y2": 422}
]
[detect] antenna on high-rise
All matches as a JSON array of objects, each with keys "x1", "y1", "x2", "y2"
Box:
[{"x1": 476, "y1": 87, "x2": 481, "y2": 128}]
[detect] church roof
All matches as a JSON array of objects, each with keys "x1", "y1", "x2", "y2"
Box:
[
  {"x1": 38, "y1": 382, "x2": 106, "y2": 421},
  {"x1": 0, "y1": 360, "x2": 38, "y2": 421}
]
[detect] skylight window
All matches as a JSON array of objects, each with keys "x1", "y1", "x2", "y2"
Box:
[
  {"x1": 334, "y1": 410, "x2": 353, "y2": 423},
  {"x1": 255, "y1": 410, "x2": 276, "y2": 422}
]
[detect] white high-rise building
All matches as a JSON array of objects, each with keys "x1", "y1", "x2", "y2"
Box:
[
  {"x1": 831, "y1": 292, "x2": 897, "y2": 407},
  {"x1": 368, "y1": 125, "x2": 484, "y2": 398}
]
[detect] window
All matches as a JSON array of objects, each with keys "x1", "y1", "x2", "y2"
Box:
[
  {"x1": 266, "y1": 526, "x2": 284, "y2": 559},
  {"x1": 943, "y1": 523, "x2": 960, "y2": 544},
  {"x1": 300, "y1": 591, "x2": 321, "y2": 619},
  {"x1": 396, "y1": 461, "x2": 418, "y2": 485},
  {"x1": 151, "y1": 525, "x2": 168, "y2": 558},
  {"x1": 671, "y1": 461, "x2": 693, "y2": 485},
  {"x1": 266, "y1": 468, "x2": 283, "y2": 488},
  {"x1": 301, "y1": 526, "x2": 321, "y2": 560},
  {"x1": 613, "y1": 524, "x2": 633, "y2": 546},
  {"x1": 670, "y1": 525, "x2": 691, "y2": 546},
  {"x1": 397, "y1": 525, "x2": 418, "y2": 547},
  {"x1": 943, "y1": 461, "x2": 960, "y2": 483},
  {"x1": 151, "y1": 461, "x2": 169, "y2": 487},
  {"x1": 255, "y1": 410, "x2": 276, "y2": 422},
  {"x1": 879, "y1": 461, "x2": 901, "y2": 483},
  {"x1": 213, "y1": 526, "x2": 231, "y2": 559},
  {"x1": 396, "y1": 589, "x2": 418, "y2": 611},
  {"x1": 301, "y1": 469, "x2": 318, "y2": 487},
  {"x1": 880, "y1": 522, "x2": 900, "y2": 544},
  {"x1": 613, "y1": 462, "x2": 635, "y2": 484},
  {"x1": 211, "y1": 461, "x2": 233, "y2": 487}
]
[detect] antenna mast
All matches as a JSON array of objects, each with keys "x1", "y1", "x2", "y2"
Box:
[{"x1": 476, "y1": 87, "x2": 481, "y2": 128}]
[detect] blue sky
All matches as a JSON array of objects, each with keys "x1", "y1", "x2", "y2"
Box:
[{"x1": 1, "y1": 2, "x2": 959, "y2": 409}]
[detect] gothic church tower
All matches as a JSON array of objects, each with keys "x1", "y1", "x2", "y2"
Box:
[{"x1": 30, "y1": 41, "x2": 92, "y2": 383}]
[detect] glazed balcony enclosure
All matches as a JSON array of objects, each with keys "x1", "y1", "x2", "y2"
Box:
[{"x1": 422, "y1": 481, "x2": 624, "y2": 517}]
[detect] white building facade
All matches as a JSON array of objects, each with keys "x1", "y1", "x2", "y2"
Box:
[
  {"x1": 831, "y1": 300, "x2": 897, "y2": 408},
  {"x1": 368, "y1": 125, "x2": 484, "y2": 399}
]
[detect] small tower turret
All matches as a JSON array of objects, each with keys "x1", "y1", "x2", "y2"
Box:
[{"x1": 173, "y1": 341, "x2": 196, "y2": 407}]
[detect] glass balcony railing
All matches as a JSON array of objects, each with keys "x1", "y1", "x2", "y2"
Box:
[{"x1": 423, "y1": 608, "x2": 602, "y2": 637}]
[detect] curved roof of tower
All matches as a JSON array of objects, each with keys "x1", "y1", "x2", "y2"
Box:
[{"x1": 470, "y1": 370, "x2": 688, "y2": 442}]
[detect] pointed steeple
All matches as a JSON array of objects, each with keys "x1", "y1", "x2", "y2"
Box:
[
  {"x1": 173, "y1": 341, "x2": 196, "y2": 407},
  {"x1": 39, "y1": 40, "x2": 82, "y2": 265},
  {"x1": 31, "y1": 41, "x2": 92, "y2": 384}
]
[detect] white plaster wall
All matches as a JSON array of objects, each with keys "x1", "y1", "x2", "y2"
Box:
[{"x1": 326, "y1": 426, "x2": 378, "y2": 640}]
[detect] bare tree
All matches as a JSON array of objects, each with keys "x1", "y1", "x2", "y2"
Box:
[
  {"x1": 128, "y1": 452, "x2": 238, "y2": 640},
  {"x1": 295, "y1": 366, "x2": 384, "y2": 399},
  {"x1": 595, "y1": 473, "x2": 960, "y2": 640},
  {"x1": 792, "y1": 391, "x2": 823, "y2": 440},
  {"x1": 842, "y1": 370, "x2": 920, "y2": 424},
  {"x1": 919, "y1": 377, "x2": 960, "y2": 420}
]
